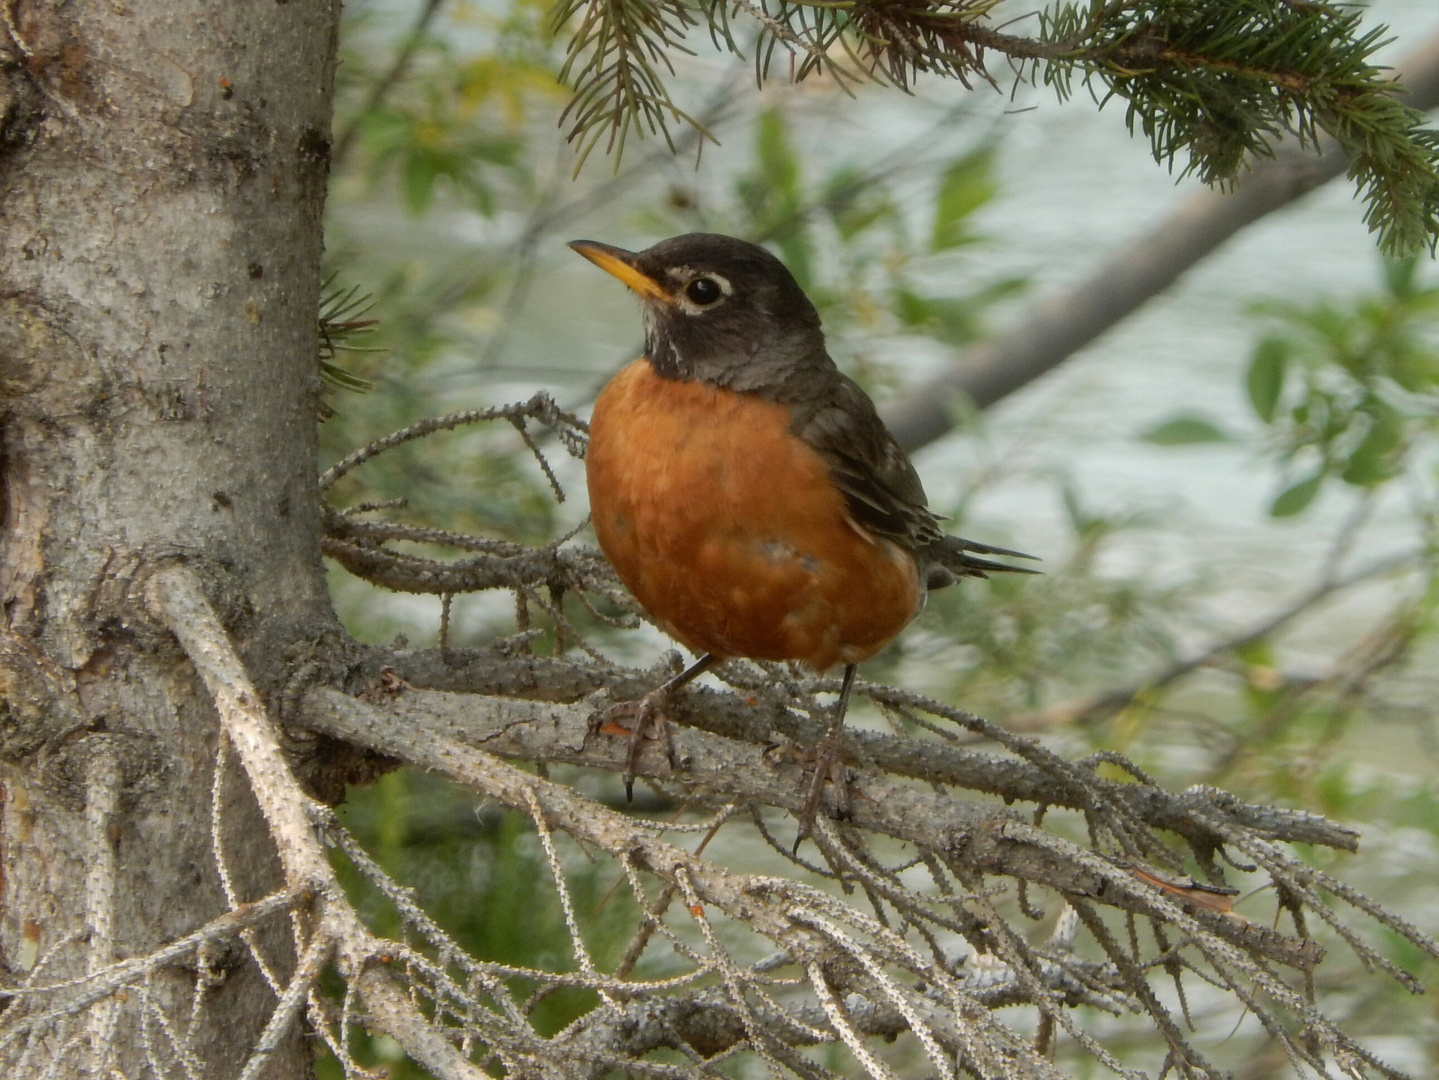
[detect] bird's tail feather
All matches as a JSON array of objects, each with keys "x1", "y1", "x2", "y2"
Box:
[{"x1": 921, "y1": 535, "x2": 1039, "y2": 589}]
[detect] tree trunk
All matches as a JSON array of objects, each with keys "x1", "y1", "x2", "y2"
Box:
[{"x1": 0, "y1": 2, "x2": 341, "y2": 1075}]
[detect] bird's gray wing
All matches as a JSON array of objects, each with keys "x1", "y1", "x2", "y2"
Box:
[
  {"x1": 791, "y1": 374, "x2": 943, "y2": 549},
  {"x1": 792, "y1": 374, "x2": 1038, "y2": 584}
]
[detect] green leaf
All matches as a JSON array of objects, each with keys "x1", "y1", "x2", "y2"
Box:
[
  {"x1": 1382, "y1": 255, "x2": 1420, "y2": 299},
  {"x1": 1270, "y1": 471, "x2": 1324, "y2": 517},
  {"x1": 1247, "y1": 337, "x2": 1289, "y2": 423},
  {"x1": 1233, "y1": 638, "x2": 1274, "y2": 668},
  {"x1": 894, "y1": 288, "x2": 933, "y2": 328},
  {"x1": 1339, "y1": 401, "x2": 1404, "y2": 486},
  {"x1": 926, "y1": 297, "x2": 983, "y2": 346},
  {"x1": 756, "y1": 109, "x2": 799, "y2": 205},
  {"x1": 963, "y1": 276, "x2": 1029, "y2": 307},
  {"x1": 821, "y1": 168, "x2": 893, "y2": 240},
  {"x1": 1140, "y1": 414, "x2": 1235, "y2": 445},
  {"x1": 358, "y1": 108, "x2": 411, "y2": 155},
  {"x1": 931, "y1": 147, "x2": 996, "y2": 252},
  {"x1": 401, "y1": 152, "x2": 441, "y2": 215}
]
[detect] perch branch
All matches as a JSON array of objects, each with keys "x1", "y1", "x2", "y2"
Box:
[
  {"x1": 355, "y1": 649, "x2": 1362, "y2": 853},
  {"x1": 298, "y1": 685, "x2": 1326, "y2": 971},
  {"x1": 300, "y1": 684, "x2": 1087, "y2": 1077}
]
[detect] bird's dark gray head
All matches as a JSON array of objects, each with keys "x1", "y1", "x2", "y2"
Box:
[{"x1": 569, "y1": 233, "x2": 831, "y2": 396}]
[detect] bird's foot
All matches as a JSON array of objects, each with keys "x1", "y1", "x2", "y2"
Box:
[
  {"x1": 589, "y1": 653, "x2": 720, "y2": 801},
  {"x1": 793, "y1": 733, "x2": 851, "y2": 849},
  {"x1": 591, "y1": 689, "x2": 677, "y2": 801}
]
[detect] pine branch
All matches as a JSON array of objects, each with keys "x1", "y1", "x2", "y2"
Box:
[
  {"x1": 553, "y1": 0, "x2": 709, "y2": 170},
  {"x1": 1039, "y1": 0, "x2": 1439, "y2": 254},
  {"x1": 553, "y1": 0, "x2": 1439, "y2": 252}
]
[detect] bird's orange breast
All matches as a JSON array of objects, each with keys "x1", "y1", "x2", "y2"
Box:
[{"x1": 586, "y1": 359, "x2": 920, "y2": 671}]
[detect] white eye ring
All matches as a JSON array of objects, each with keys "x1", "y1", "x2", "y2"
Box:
[
  {"x1": 686, "y1": 277, "x2": 723, "y2": 305},
  {"x1": 667, "y1": 268, "x2": 733, "y2": 314}
]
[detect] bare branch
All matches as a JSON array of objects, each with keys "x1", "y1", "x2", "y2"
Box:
[
  {"x1": 140, "y1": 563, "x2": 532, "y2": 1075},
  {"x1": 0, "y1": 890, "x2": 303, "y2": 1009},
  {"x1": 147, "y1": 565, "x2": 335, "y2": 894},
  {"x1": 318, "y1": 392, "x2": 587, "y2": 492},
  {"x1": 320, "y1": 530, "x2": 621, "y2": 598},
  {"x1": 351, "y1": 650, "x2": 1362, "y2": 853},
  {"x1": 352, "y1": 968, "x2": 494, "y2": 1080},
  {"x1": 236, "y1": 933, "x2": 333, "y2": 1080},
  {"x1": 81, "y1": 740, "x2": 122, "y2": 1075},
  {"x1": 297, "y1": 685, "x2": 1329, "y2": 971}
]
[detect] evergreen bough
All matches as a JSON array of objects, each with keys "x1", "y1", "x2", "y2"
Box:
[{"x1": 552, "y1": 0, "x2": 1439, "y2": 255}]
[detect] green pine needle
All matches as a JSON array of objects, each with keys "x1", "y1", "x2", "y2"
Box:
[
  {"x1": 318, "y1": 274, "x2": 380, "y2": 394},
  {"x1": 553, "y1": 0, "x2": 1439, "y2": 253}
]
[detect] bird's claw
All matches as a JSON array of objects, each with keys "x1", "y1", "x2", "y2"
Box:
[
  {"x1": 591, "y1": 690, "x2": 677, "y2": 800},
  {"x1": 778, "y1": 733, "x2": 851, "y2": 850}
]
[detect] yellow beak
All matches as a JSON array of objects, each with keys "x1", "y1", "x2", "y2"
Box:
[{"x1": 568, "y1": 240, "x2": 670, "y2": 303}]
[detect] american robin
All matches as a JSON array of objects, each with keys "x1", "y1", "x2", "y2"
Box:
[{"x1": 571, "y1": 233, "x2": 1035, "y2": 825}]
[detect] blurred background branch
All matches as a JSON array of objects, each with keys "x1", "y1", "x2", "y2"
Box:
[{"x1": 885, "y1": 29, "x2": 1439, "y2": 450}]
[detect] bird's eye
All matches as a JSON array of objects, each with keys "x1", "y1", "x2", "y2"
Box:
[{"x1": 685, "y1": 277, "x2": 722, "y2": 305}]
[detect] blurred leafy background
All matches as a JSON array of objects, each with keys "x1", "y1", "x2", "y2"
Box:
[{"x1": 316, "y1": 0, "x2": 1439, "y2": 1073}]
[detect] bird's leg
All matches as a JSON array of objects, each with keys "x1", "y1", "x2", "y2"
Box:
[
  {"x1": 796, "y1": 663, "x2": 858, "y2": 846},
  {"x1": 599, "y1": 653, "x2": 721, "y2": 800}
]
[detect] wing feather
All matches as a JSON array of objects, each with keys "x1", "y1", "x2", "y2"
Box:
[{"x1": 790, "y1": 374, "x2": 1036, "y2": 585}]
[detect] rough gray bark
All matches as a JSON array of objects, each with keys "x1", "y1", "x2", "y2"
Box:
[{"x1": 0, "y1": 2, "x2": 342, "y2": 1076}]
